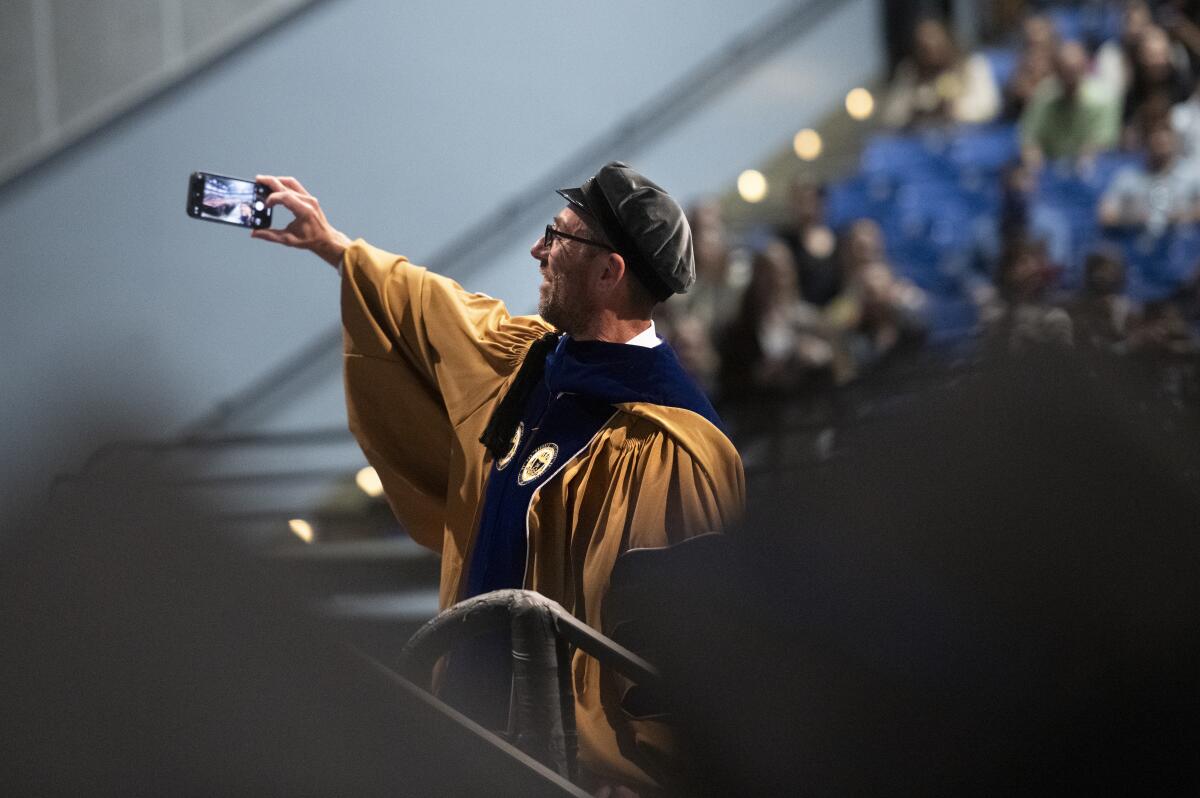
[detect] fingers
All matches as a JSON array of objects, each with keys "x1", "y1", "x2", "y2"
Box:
[
  {"x1": 257, "y1": 174, "x2": 311, "y2": 197},
  {"x1": 256, "y1": 174, "x2": 285, "y2": 193},
  {"x1": 251, "y1": 228, "x2": 302, "y2": 247},
  {"x1": 277, "y1": 176, "x2": 310, "y2": 195},
  {"x1": 264, "y1": 189, "x2": 318, "y2": 216}
]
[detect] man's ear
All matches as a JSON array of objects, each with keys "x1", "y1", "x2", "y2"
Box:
[{"x1": 598, "y1": 252, "x2": 626, "y2": 291}]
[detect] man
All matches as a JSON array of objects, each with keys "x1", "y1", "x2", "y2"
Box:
[
  {"x1": 1020, "y1": 40, "x2": 1120, "y2": 169},
  {"x1": 1099, "y1": 119, "x2": 1200, "y2": 235},
  {"x1": 252, "y1": 163, "x2": 745, "y2": 793}
]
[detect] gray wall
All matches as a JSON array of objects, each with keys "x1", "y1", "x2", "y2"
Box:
[
  {"x1": 1, "y1": 0, "x2": 881, "y2": 512},
  {"x1": 0, "y1": 0, "x2": 313, "y2": 185}
]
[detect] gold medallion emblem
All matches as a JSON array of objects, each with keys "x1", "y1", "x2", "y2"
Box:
[
  {"x1": 518, "y1": 443, "x2": 559, "y2": 486},
  {"x1": 496, "y1": 422, "x2": 523, "y2": 471}
]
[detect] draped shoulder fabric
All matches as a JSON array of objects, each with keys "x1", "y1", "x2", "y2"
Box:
[{"x1": 340, "y1": 240, "x2": 745, "y2": 790}]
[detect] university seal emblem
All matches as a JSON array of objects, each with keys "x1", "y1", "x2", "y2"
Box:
[
  {"x1": 496, "y1": 422, "x2": 523, "y2": 471},
  {"x1": 518, "y1": 443, "x2": 559, "y2": 486}
]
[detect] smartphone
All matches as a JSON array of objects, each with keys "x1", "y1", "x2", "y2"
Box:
[{"x1": 186, "y1": 172, "x2": 272, "y2": 228}]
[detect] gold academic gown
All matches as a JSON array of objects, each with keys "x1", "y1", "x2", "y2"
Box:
[{"x1": 339, "y1": 240, "x2": 745, "y2": 789}]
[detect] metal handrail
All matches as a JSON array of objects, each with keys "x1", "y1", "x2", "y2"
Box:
[{"x1": 397, "y1": 589, "x2": 664, "y2": 782}]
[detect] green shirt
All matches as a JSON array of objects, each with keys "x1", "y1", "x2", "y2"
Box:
[{"x1": 1020, "y1": 78, "x2": 1119, "y2": 160}]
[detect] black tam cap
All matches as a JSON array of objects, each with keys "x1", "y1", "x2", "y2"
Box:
[{"x1": 556, "y1": 162, "x2": 695, "y2": 302}]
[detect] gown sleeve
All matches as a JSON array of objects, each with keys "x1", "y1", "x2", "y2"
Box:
[{"x1": 339, "y1": 239, "x2": 552, "y2": 550}]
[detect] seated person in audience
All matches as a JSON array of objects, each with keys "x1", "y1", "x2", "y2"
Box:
[
  {"x1": 1021, "y1": 13, "x2": 1060, "y2": 58},
  {"x1": 880, "y1": 17, "x2": 1000, "y2": 129},
  {"x1": 1121, "y1": 25, "x2": 1194, "y2": 145},
  {"x1": 660, "y1": 199, "x2": 742, "y2": 335},
  {"x1": 996, "y1": 160, "x2": 1072, "y2": 267},
  {"x1": 1021, "y1": 41, "x2": 1120, "y2": 169},
  {"x1": 1095, "y1": 0, "x2": 1155, "y2": 99},
  {"x1": 1171, "y1": 81, "x2": 1200, "y2": 163},
  {"x1": 775, "y1": 178, "x2": 840, "y2": 307},
  {"x1": 1068, "y1": 248, "x2": 1138, "y2": 353},
  {"x1": 717, "y1": 240, "x2": 841, "y2": 400},
  {"x1": 666, "y1": 314, "x2": 721, "y2": 400},
  {"x1": 1127, "y1": 297, "x2": 1200, "y2": 355},
  {"x1": 957, "y1": 161, "x2": 1072, "y2": 313},
  {"x1": 830, "y1": 261, "x2": 929, "y2": 377},
  {"x1": 1160, "y1": 0, "x2": 1200, "y2": 74},
  {"x1": 1004, "y1": 39, "x2": 1056, "y2": 122},
  {"x1": 984, "y1": 237, "x2": 1074, "y2": 352},
  {"x1": 1099, "y1": 118, "x2": 1200, "y2": 234},
  {"x1": 834, "y1": 217, "x2": 886, "y2": 285},
  {"x1": 1002, "y1": 15, "x2": 1059, "y2": 121},
  {"x1": 825, "y1": 221, "x2": 928, "y2": 377}
]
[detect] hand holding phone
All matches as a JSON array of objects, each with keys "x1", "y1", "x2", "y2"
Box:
[
  {"x1": 250, "y1": 174, "x2": 351, "y2": 270},
  {"x1": 186, "y1": 172, "x2": 272, "y2": 228}
]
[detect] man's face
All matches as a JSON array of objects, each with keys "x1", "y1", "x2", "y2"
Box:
[
  {"x1": 531, "y1": 206, "x2": 605, "y2": 334},
  {"x1": 1055, "y1": 42, "x2": 1087, "y2": 93}
]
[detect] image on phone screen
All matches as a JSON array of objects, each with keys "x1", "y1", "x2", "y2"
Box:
[{"x1": 187, "y1": 172, "x2": 271, "y2": 228}]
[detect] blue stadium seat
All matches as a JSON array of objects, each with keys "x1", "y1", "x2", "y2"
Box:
[
  {"x1": 861, "y1": 132, "x2": 957, "y2": 183},
  {"x1": 1046, "y1": 7, "x2": 1084, "y2": 43},
  {"x1": 948, "y1": 123, "x2": 1020, "y2": 176},
  {"x1": 1047, "y1": 5, "x2": 1122, "y2": 46},
  {"x1": 826, "y1": 174, "x2": 896, "y2": 230},
  {"x1": 1102, "y1": 227, "x2": 1200, "y2": 301},
  {"x1": 980, "y1": 48, "x2": 1018, "y2": 92}
]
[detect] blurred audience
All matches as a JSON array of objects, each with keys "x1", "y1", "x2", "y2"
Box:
[
  {"x1": 825, "y1": 220, "x2": 928, "y2": 376},
  {"x1": 1100, "y1": 118, "x2": 1200, "y2": 234},
  {"x1": 717, "y1": 240, "x2": 840, "y2": 399},
  {"x1": 775, "y1": 178, "x2": 841, "y2": 307},
  {"x1": 1130, "y1": 296, "x2": 1200, "y2": 353},
  {"x1": 1121, "y1": 25, "x2": 1194, "y2": 144},
  {"x1": 881, "y1": 17, "x2": 1000, "y2": 129},
  {"x1": 1068, "y1": 247, "x2": 1137, "y2": 352},
  {"x1": 958, "y1": 160, "x2": 1072, "y2": 315},
  {"x1": 1095, "y1": 0, "x2": 1155, "y2": 99},
  {"x1": 984, "y1": 237, "x2": 1074, "y2": 352},
  {"x1": 1004, "y1": 41, "x2": 1057, "y2": 123},
  {"x1": 683, "y1": 2, "x2": 1200, "y2": 409},
  {"x1": 664, "y1": 199, "x2": 743, "y2": 333},
  {"x1": 1171, "y1": 81, "x2": 1200, "y2": 162},
  {"x1": 668, "y1": 314, "x2": 721, "y2": 398},
  {"x1": 1001, "y1": 14, "x2": 1060, "y2": 121},
  {"x1": 1160, "y1": 0, "x2": 1200, "y2": 74},
  {"x1": 657, "y1": 199, "x2": 745, "y2": 393},
  {"x1": 1020, "y1": 40, "x2": 1120, "y2": 169}
]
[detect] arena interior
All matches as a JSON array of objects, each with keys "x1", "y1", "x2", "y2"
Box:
[{"x1": 3, "y1": 1, "x2": 1200, "y2": 794}]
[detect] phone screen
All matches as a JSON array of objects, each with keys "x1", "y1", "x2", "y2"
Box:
[
  {"x1": 187, "y1": 172, "x2": 271, "y2": 228},
  {"x1": 201, "y1": 175, "x2": 257, "y2": 225}
]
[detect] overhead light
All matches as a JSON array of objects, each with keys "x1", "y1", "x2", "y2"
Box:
[
  {"x1": 288, "y1": 518, "x2": 314, "y2": 544},
  {"x1": 845, "y1": 87, "x2": 875, "y2": 120},
  {"x1": 355, "y1": 466, "x2": 384, "y2": 498},
  {"x1": 793, "y1": 128, "x2": 823, "y2": 161},
  {"x1": 737, "y1": 170, "x2": 768, "y2": 203}
]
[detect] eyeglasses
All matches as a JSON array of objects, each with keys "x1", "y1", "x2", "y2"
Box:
[{"x1": 544, "y1": 224, "x2": 614, "y2": 253}]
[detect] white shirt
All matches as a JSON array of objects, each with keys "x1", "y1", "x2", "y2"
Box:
[{"x1": 625, "y1": 321, "x2": 662, "y2": 348}]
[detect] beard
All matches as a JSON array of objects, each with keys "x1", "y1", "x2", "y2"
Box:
[{"x1": 538, "y1": 266, "x2": 590, "y2": 336}]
